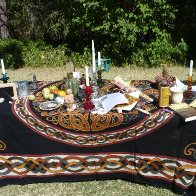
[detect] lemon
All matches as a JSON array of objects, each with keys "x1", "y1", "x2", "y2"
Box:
[{"x1": 57, "y1": 90, "x2": 66, "y2": 97}]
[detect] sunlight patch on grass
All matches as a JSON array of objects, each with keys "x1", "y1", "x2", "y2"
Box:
[
  {"x1": 7, "y1": 65, "x2": 193, "y2": 83},
  {"x1": 0, "y1": 180, "x2": 179, "y2": 196}
]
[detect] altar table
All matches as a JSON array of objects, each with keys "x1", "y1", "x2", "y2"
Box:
[{"x1": 0, "y1": 80, "x2": 195, "y2": 195}]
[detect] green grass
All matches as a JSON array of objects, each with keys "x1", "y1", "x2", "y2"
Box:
[
  {"x1": 0, "y1": 180, "x2": 179, "y2": 196},
  {"x1": 1, "y1": 65, "x2": 193, "y2": 196},
  {"x1": 6, "y1": 65, "x2": 195, "y2": 82}
]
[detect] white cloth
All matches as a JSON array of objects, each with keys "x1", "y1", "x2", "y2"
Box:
[{"x1": 175, "y1": 78, "x2": 196, "y2": 91}]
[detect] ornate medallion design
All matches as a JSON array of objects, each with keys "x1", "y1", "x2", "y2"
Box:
[{"x1": 12, "y1": 81, "x2": 174, "y2": 146}]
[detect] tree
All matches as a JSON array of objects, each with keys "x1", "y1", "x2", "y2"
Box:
[
  {"x1": 5, "y1": 0, "x2": 188, "y2": 66},
  {"x1": 0, "y1": 0, "x2": 9, "y2": 38},
  {"x1": 175, "y1": 0, "x2": 196, "y2": 59}
]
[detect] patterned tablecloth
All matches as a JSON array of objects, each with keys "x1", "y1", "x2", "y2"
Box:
[{"x1": 0, "y1": 80, "x2": 195, "y2": 195}]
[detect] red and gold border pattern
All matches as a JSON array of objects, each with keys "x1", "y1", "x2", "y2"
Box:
[{"x1": 0, "y1": 153, "x2": 195, "y2": 190}]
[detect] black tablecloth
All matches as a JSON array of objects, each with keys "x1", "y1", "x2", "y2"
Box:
[{"x1": 0, "y1": 80, "x2": 195, "y2": 195}]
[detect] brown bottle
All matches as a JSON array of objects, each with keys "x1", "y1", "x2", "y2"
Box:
[{"x1": 158, "y1": 79, "x2": 170, "y2": 107}]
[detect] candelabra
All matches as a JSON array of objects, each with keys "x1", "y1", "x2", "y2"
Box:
[
  {"x1": 0, "y1": 73, "x2": 9, "y2": 83},
  {"x1": 84, "y1": 86, "x2": 94, "y2": 111}
]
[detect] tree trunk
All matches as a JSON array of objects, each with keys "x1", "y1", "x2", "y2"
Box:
[{"x1": 0, "y1": 0, "x2": 9, "y2": 38}]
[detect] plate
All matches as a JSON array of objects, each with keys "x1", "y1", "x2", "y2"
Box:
[{"x1": 39, "y1": 101, "x2": 60, "y2": 111}]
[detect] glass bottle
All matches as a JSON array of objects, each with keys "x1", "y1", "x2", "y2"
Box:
[
  {"x1": 80, "y1": 74, "x2": 86, "y2": 85},
  {"x1": 65, "y1": 73, "x2": 79, "y2": 96},
  {"x1": 158, "y1": 79, "x2": 170, "y2": 107},
  {"x1": 61, "y1": 77, "x2": 67, "y2": 91}
]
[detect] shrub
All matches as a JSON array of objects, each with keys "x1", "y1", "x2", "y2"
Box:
[
  {"x1": 0, "y1": 39, "x2": 92, "y2": 68},
  {"x1": 22, "y1": 41, "x2": 65, "y2": 67},
  {"x1": 0, "y1": 39, "x2": 24, "y2": 69},
  {"x1": 131, "y1": 34, "x2": 188, "y2": 67},
  {"x1": 22, "y1": 41, "x2": 91, "y2": 68}
]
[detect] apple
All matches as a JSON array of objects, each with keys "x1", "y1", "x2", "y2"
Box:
[
  {"x1": 28, "y1": 94, "x2": 35, "y2": 101},
  {"x1": 42, "y1": 87, "x2": 50, "y2": 94},
  {"x1": 43, "y1": 92, "x2": 50, "y2": 99},
  {"x1": 48, "y1": 93, "x2": 54, "y2": 100}
]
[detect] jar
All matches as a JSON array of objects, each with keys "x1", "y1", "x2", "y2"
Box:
[
  {"x1": 158, "y1": 79, "x2": 170, "y2": 107},
  {"x1": 65, "y1": 73, "x2": 79, "y2": 96},
  {"x1": 170, "y1": 86, "x2": 184, "y2": 104}
]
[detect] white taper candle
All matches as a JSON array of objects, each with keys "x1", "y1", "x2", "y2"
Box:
[
  {"x1": 85, "y1": 66, "x2": 90, "y2": 86},
  {"x1": 98, "y1": 52, "x2": 101, "y2": 70},
  {"x1": 189, "y1": 60, "x2": 193, "y2": 76},
  {"x1": 92, "y1": 40, "x2": 96, "y2": 73},
  {"x1": 1, "y1": 59, "x2": 6, "y2": 75}
]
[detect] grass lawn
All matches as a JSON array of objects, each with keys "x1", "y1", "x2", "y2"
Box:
[
  {"x1": 6, "y1": 65, "x2": 193, "y2": 82},
  {"x1": 1, "y1": 65, "x2": 194, "y2": 196}
]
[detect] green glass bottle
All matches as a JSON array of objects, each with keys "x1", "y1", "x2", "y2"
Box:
[
  {"x1": 61, "y1": 77, "x2": 67, "y2": 91},
  {"x1": 65, "y1": 73, "x2": 79, "y2": 96}
]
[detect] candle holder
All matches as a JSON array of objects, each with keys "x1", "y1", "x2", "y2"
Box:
[
  {"x1": 97, "y1": 70, "x2": 104, "y2": 85},
  {"x1": 184, "y1": 75, "x2": 195, "y2": 100},
  {"x1": 84, "y1": 86, "x2": 94, "y2": 111},
  {"x1": 91, "y1": 72, "x2": 97, "y2": 86},
  {"x1": 0, "y1": 73, "x2": 9, "y2": 83}
]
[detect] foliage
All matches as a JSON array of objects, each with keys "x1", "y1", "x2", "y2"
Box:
[
  {"x1": 22, "y1": 41, "x2": 64, "y2": 67},
  {"x1": 22, "y1": 41, "x2": 91, "y2": 68},
  {"x1": 0, "y1": 38, "x2": 92, "y2": 68},
  {"x1": 71, "y1": 48, "x2": 91, "y2": 68},
  {"x1": 5, "y1": 0, "x2": 191, "y2": 67},
  {"x1": 0, "y1": 39, "x2": 24, "y2": 68},
  {"x1": 172, "y1": 0, "x2": 196, "y2": 59},
  {"x1": 132, "y1": 35, "x2": 188, "y2": 67},
  {"x1": 6, "y1": 0, "x2": 46, "y2": 40}
]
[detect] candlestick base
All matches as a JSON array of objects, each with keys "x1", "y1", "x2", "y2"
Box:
[
  {"x1": 84, "y1": 86, "x2": 95, "y2": 111},
  {"x1": 0, "y1": 73, "x2": 9, "y2": 83},
  {"x1": 97, "y1": 70, "x2": 104, "y2": 85},
  {"x1": 184, "y1": 90, "x2": 195, "y2": 101},
  {"x1": 91, "y1": 72, "x2": 97, "y2": 86},
  {"x1": 184, "y1": 75, "x2": 195, "y2": 101}
]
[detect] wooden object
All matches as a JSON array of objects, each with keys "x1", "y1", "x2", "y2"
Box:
[{"x1": 0, "y1": 83, "x2": 18, "y2": 100}]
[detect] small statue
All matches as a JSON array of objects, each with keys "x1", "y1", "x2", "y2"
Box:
[
  {"x1": 64, "y1": 88, "x2": 74, "y2": 112},
  {"x1": 31, "y1": 74, "x2": 38, "y2": 90},
  {"x1": 162, "y1": 65, "x2": 170, "y2": 80},
  {"x1": 155, "y1": 65, "x2": 176, "y2": 87}
]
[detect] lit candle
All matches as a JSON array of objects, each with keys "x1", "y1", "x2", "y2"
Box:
[
  {"x1": 189, "y1": 60, "x2": 193, "y2": 76},
  {"x1": 92, "y1": 40, "x2": 96, "y2": 73},
  {"x1": 1, "y1": 59, "x2": 6, "y2": 75},
  {"x1": 85, "y1": 66, "x2": 90, "y2": 86},
  {"x1": 98, "y1": 52, "x2": 101, "y2": 70}
]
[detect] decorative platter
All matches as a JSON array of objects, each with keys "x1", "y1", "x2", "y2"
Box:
[{"x1": 39, "y1": 101, "x2": 60, "y2": 111}]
